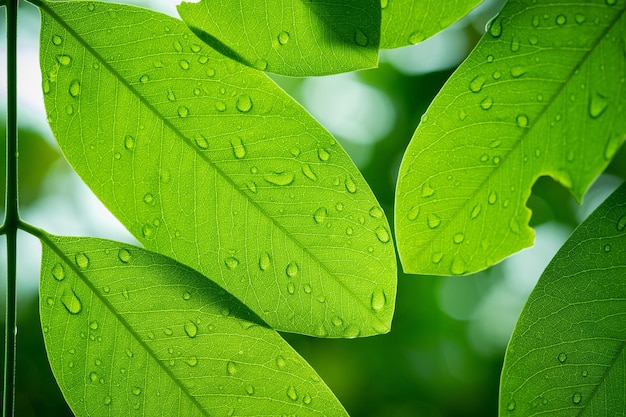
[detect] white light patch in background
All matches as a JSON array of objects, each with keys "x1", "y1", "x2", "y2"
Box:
[{"x1": 300, "y1": 73, "x2": 396, "y2": 146}]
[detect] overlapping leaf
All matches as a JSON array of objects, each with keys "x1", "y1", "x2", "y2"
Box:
[
  {"x1": 499, "y1": 182, "x2": 626, "y2": 416},
  {"x1": 380, "y1": 0, "x2": 481, "y2": 48},
  {"x1": 38, "y1": 1, "x2": 396, "y2": 337},
  {"x1": 40, "y1": 234, "x2": 349, "y2": 417},
  {"x1": 395, "y1": 0, "x2": 626, "y2": 275},
  {"x1": 178, "y1": 0, "x2": 380, "y2": 76}
]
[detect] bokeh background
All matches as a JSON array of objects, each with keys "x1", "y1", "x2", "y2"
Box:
[{"x1": 1, "y1": 0, "x2": 625, "y2": 416}]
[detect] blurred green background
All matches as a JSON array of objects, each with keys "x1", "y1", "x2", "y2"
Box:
[{"x1": 1, "y1": 0, "x2": 626, "y2": 416}]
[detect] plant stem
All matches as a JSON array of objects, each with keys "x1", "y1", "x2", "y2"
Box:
[{"x1": 3, "y1": 0, "x2": 19, "y2": 415}]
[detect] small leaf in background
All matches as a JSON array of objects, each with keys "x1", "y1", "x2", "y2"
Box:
[
  {"x1": 40, "y1": 235, "x2": 349, "y2": 417},
  {"x1": 499, "y1": 181, "x2": 626, "y2": 416},
  {"x1": 39, "y1": 1, "x2": 396, "y2": 337},
  {"x1": 395, "y1": 0, "x2": 626, "y2": 275},
  {"x1": 178, "y1": 0, "x2": 380, "y2": 76},
  {"x1": 380, "y1": 0, "x2": 482, "y2": 49}
]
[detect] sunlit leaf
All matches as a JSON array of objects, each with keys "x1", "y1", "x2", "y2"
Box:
[
  {"x1": 395, "y1": 0, "x2": 626, "y2": 275},
  {"x1": 39, "y1": 234, "x2": 349, "y2": 417},
  {"x1": 380, "y1": 0, "x2": 481, "y2": 48},
  {"x1": 499, "y1": 181, "x2": 626, "y2": 416},
  {"x1": 38, "y1": 0, "x2": 396, "y2": 337},
  {"x1": 178, "y1": 0, "x2": 380, "y2": 76}
]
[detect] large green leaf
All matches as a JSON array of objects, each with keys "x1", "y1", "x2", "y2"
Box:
[
  {"x1": 499, "y1": 182, "x2": 626, "y2": 416},
  {"x1": 39, "y1": 234, "x2": 349, "y2": 417},
  {"x1": 178, "y1": 0, "x2": 380, "y2": 76},
  {"x1": 380, "y1": 0, "x2": 482, "y2": 49},
  {"x1": 38, "y1": 1, "x2": 396, "y2": 337},
  {"x1": 395, "y1": 0, "x2": 626, "y2": 275}
]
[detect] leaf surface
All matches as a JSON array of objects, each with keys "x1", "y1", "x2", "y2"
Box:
[
  {"x1": 40, "y1": 234, "x2": 349, "y2": 417},
  {"x1": 39, "y1": 1, "x2": 396, "y2": 337},
  {"x1": 395, "y1": 0, "x2": 626, "y2": 275},
  {"x1": 380, "y1": 0, "x2": 481, "y2": 48},
  {"x1": 177, "y1": 0, "x2": 380, "y2": 76},
  {"x1": 499, "y1": 182, "x2": 626, "y2": 416}
]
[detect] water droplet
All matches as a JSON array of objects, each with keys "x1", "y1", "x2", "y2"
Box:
[
  {"x1": 427, "y1": 214, "x2": 441, "y2": 229},
  {"x1": 287, "y1": 282, "x2": 296, "y2": 294},
  {"x1": 486, "y1": 54, "x2": 494, "y2": 63},
  {"x1": 303, "y1": 283, "x2": 312, "y2": 294},
  {"x1": 186, "y1": 356, "x2": 198, "y2": 367},
  {"x1": 370, "y1": 289, "x2": 386, "y2": 312},
  {"x1": 286, "y1": 262, "x2": 299, "y2": 278},
  {"x1": 453, "y1": 233, "x2": 465, "y2": 244},
  {"x1": 139, "y1": 74, "x2": 150, "y2": 83},
  {"x1": 302, "y1": 164, "x2": 318, "y2": 181},
  {"x1": 510, "y1": 37, "x2": 520, "y2": 52},
  {"x1": 177, "y1": 106, "x2": 189, "y2": 118},
  {"x1": 556, "y1": 14, "x2": 567, "y2": 25},
  {"x1": 451, "y1": 258, "x2": 467, "y2": 275},
  {"x1": 51, "y1": 34, "x2": 63, "y2": 46},
  {"x1": 245, "y1": 385, "x2": 255, "y2": 395},
  {"x1": 431, "y1": 252, "x2": 443, "y2": 264},
  {"x1": 104, "y1": 395, "x2": 111, "y2": 405},
  {"x1": 516, "y1": 114, "x2": 529, "y2": 127},
  {"x1": 421, "y1": 182, "x2": 435, "y2": 197},
  {"x1": 179, "y1": 59, "x2": 190, "y2": 70},
  {"x1": 369, "y1": 206, "x2": 383, "y2": 219},
  {"x1": 335, "y1": 202, "x2": 344, "y2": 212},
  {"x1": 507, "y1": 400, "x2": 516, "y2": 411},
  {"x1": 264, "y1": 171, "x2": 294, "y2": 186},
  {"x1": 493, "y1": 156, "x2": 501, "y2": 165},
  {"x1": 572, "y1": 392, "x2": 582, "y2": 404},
  {"x1": 184, "y1": 321, "x2": 198, "y2": 338},
  {"x1": 167, "y1": 91, "x2": 176, "y2": 102},
  {"x1": 132, "y1": 387, "x2": 142, "y2": 396},
  {"x1": 575, "y1": 14, "x2": 586, "y2": 24},
  {"x1": 118, "y1": 248, "x2": 131, "y2": 263},
  {"x1": 470, "y1": 204, "x2": 482, "y2": 219},
  {"x1": 407, "y1": 206, "x2": 420, "y2": 221},
  {"x1": 173, "y1": 40, "x2": 183, "y2": 52},
  {"x1": 408, "y1": 31, "x2": 424, "y2": 44},
  {"x1": 275, "y1": 356, "x2": 287, "y2": 369},
  {"x1": 375, "y1": 227, "x2": 390, "y2": 243},
  {"x1": 143, "y1": 193, "x2": 154, "y2": 205},
  {"x1": 276, "y1": 31, "x2": 291, "y2": 45},
  {"x1": 332, "y1": 316, "x2": 343, "y2": 327},
  {"x1": 604, "y1": 244, "x2": 611, "y2": 252},
  {"x1": 488, "y1": 18, "x2": 502, "y2": 38},
  {"x1": 617, "y1": 215, "x2": 626, "y2": 231},
  {"x1": 236, "y1": 95, "x2": 252, "y2": 113},
  {"x1": 589, "y1": 92, "x2": 608, "y2": 118},
  {"x1": 75, "y1": 253, "x2": 90, "y2": 269},
  {"x1": 582, "y1": 369, "x2": 588, "y2": 377},
  {"x1": 469, "y1": 75, "x2": 487, "y2": 93},
  {"x1": 142, "y1": 223, "x2": 154, "y2": 238},
  {"x1": 258, "y1": 252, "x2": 271, "y2": 271},
  {"x1": 290, "y1": 146, "x2": 301, "y2": 157},
  {"x1": 345, "y1": 176, "x2": 357, "y2": 193},
  {"x1": 606, "y1": 0, "x2": 617, "y2": 4},
  {"x1": 354, "y1": 29, "x2": 369, "y2": 46},
  {"x1": 510, "y1": 66, "x2": 526, "y2": 78},
  {"x1": 458, "y1": 109, "x2": 468, "y2": 120},
  {"x1": 56, "y1": 55, "x2": 72, "y2": 66},
  {"x1": 68, "y1": 79, "x2": 81, "y2": 97},
  {"x1": 254, "y1": 59, "x2": 268, "y2": 71},
  {"x1": 52, "y1": 264, "x2": 65, "y2": 281},
  {"x1": 558, "y1": 352, "x2": 567, "y2": 363},
  {"x1": 229, "y1": 137, "x2": 247, "y2": 159},
  {"x1": 313, "y1": 207, "x2": 328, "y2": 224},
  {"x1": 317, "y1": 148, "x2": 330, "y2": 161},
  {"x1": 122, "y1": 135, "x2": 136, "y2": 150},
  {"x1": 215, "y1": 100, "x2": 226, "y2": 112},
  {"x1": 488, "y1": 191, "x2": 498, "y2": 205},
  {"x1": 61, "y1": 290, "x2": 82, "y2": 314},
  {"x1": 224, "y1": 257, "x2": 239, "y2": 269},
  {"x1": 227, "y1": 361, "x2": 237, "y2": 375},
  {"x1": 195, "y1": 135, "x2": 209, "y2": 149},
  {"x1": 286, "y1": 385, "x2": 298, "y2": 401},
  {"x1": 480, "y1": 96, "x2": 493, "y2": 110}
]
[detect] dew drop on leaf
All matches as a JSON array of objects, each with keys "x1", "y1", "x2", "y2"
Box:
[
  {"x1": 143, "y1": 193, "x2": 154, "y2": 205},
  {"x1": 61, "y1": 290, "x2": 82, "y2": 315},
  {"x1": 354, "y1": 29, "x2": 369, "y2": 46},
  {"x1": 52, "y1": 263, "x2": 65, "y2": 281},
  {"x1": 286, "y1": 385, "x2": 298, "y2": 401},
  {"x1": 236, "y1": 95, "x2": 253, "y2": 113},
  {"x1": 572, "y1": 392, "x2": 582, "y2": 404},
  {"x1": 139, "y1": 74, "x2": 149, "y2": 83},
  {"x1": 516, "y1": 114, "x2": 529, "y2": 127},
  {"x1": 408, "y1": 31, "x2": 424, "y2": 44},
  {"x1": 558, "y1": 352, "x2": 567, "y2": 363},
  {"x1": 510, "y1": 37, "x2": 520, "y2": 52},
  {"x1": 617, "y1": 215, "x2": 626, "y2": 231},
  {"x1": 118, "y1": 248, "x2": 131, "y2": 263},
  {"x1": 142, "y1": 223, "x2": 154, "y2": 238},
  {"x1": 303, "y1": 393, "x2": 312, "y2": 405},
  {"x1": 254, "y1": 59, "x2": 268, "y2": 71},
  {"x1": 345, "y1": 176, "x2": 357, "y2": 193},
  {"x1": 226, "y1": 361, "x2": 237, "y2": 375},
  {"x1": 286, "y1": 262, "x2": 299, "y2": 278},
  {"x1": 488, "y1": 191, "x2": 498, "y2": 205},
  {"x1": 451, "y1": 258, "x2": 467, "y2": 275},
  {"x1": 453, "y1": 233, "x2": 465, "y2": 244},
  {"x1": 90, "y1": 321, "x2": 98, "y2": 330},
  {"x1": 427, "y1": 214, "x2": 441, "y2": 229},
  {"x1": 470, "y1": 204, "x2": 482, "y2": 219},
  {"x1": 431, "y1": 252, "x2": 443, "y2": 264},
  {"x1": 555, "y1": 14, "x2": 567, "y2": 25},
  {"x1": 259, "y1": 252, "x2": 271, "y2": 271},
  {"x1": 224, "y1": 257, "x2": 240, "y2": 269},
  {"x1": 68, "y1": 79, "x2": 81, "y2": 97},
  {"x1": 332, "y1": 316, "x2": 343, "y2": 327},
  {"x1": 510, "y1": 66, "x2": 526, "y2": 78},
  {"x1": 303, "y1": 283, "x2": 312, "y2": 294},
  {"x1": 369, "y1": 206, "x2": 383, "y2": 219},
  {"x1": 421, "y1": 182, "x2": 435, "y2": 197},
  {"x1": 589, "y1": 92, "x2": 608, "y2": 118},
  {"x1": 275, "y1": 356, "x2": 286, "y2": 369},
  {"x1": 301, "y1": 164, "x2": 318, "y2": 181},
  {"x1": 75, "y1": 253, "x2": 90, "y2": 269},
  {"x1": 215, "y1": 100, "x2": 226, "y2": 112},
  {"x1": 469, "y1": 75, "x2": 487, "y2": 93},
  {"x1": 177, "y1": 106, "x2": 189, "y2": 118},
  {"x1": 488, "y1": 17, "x2": 502, "y2": 38},
  {"x1": 287, "y1": 282, "x2": 296, "y2": 295},
  {"x1": 264, "y1": 171, "x2": 294, "y2": 186},
  {"x1": 480, "y1": 96, "x2": 494, "y2": 110},
  {"x1": 230, "y1": 137, "x2": 247, "y2": 159},
  {"x1": 375, "y1": 227, "x2": 390, "y2": 243},
  {"x1": 179, "y1": 59, "x2": 190, "y2": 70},
  {"x1": 167, "y1": 91, "x2": 176, "y2": 102},
  {"x1": 507, "y1": 400, "x2": 516, "y2": 411},
  {"x1": 52, "y1": 34, "x2": 63, "y2": 45},
  {"x1": 313, "y1": 207, "x2": 328, "y2": 224},
  {"x1": 317, "y1": 148, "x2": 330, "y2": 161},
  {"x1": 407, "y1": 206, "x2": 420, "y2": 221},
  {"x1": 370, "y1": 289, "x2": 386, "y2": 312},
  {"x1": 104, "y1": 395, "x2": 111, "y2": 405},
  {"x1": 132, "y1": 387, "x2": 142, "y2": 396},
  {"x1": 184, "y1": 321, "x2": 198, "y2": 338},
  {"x1": 195, "y1": 135, "x2": 209, "y2": 149},
  {"x1": 56, "y1": 54, "x2": 72, "y2": 66},
  {"x1": 278, "y1": 31, "x2": 290, "y2": 45},
  {"x1": 124, "y1": 135, "x2": 135, "y2": 150}
]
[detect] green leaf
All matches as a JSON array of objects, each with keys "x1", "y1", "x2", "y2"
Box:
[
  {"x1": 39, "y1": 1, "x2": 396, "y2": 337},
  {"x1": 380, "y1": 0, "x2": 481, "y2": 48},
  {"x1": 499, "y1": 182, "x2": 626, "y2": 415},
  {"x1": 39, "y1": 234, "x2": 349, "y2": 417},
  {"x1": 177, "y1": 0, "x2": 380, "y2": 76},
  {"x1": 395, "y1": 0, "x2": 626, "y2": 275}
]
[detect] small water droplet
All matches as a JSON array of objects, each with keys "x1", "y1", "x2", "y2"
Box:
[
  {"x1": 143, "y1": 193, "x2": 154, "y2": 205},
  {"x1": 287, "y1": 282, "x2": 296, "y2": 294},
  {"x1": 317, "y1": 148, "x2": 330, "y2": 161},
  {"x1": 407, "y1": 206, "x2": 420, "y2": 221},
  {"x1": 227, "y1": 361, "x2": 237, "y2": 375},
  {"x1": 193, "y1": 135, "x2": 209, "y2": 150},
  {"x1": 558, "y1": 352, "x2": 567, "y2": 363},
  {"x1": 451, "y1": 258, "x2": 467, "y2": 275},
  {"x1": 290, "y1": 146, "x2": 301, "y2": 157},
  {"x1": 301, "y1": 164, "x2": 318, "y2": 181},
  {"x1": 345, "y1": 176, "x2": 357, "y2": 193},
  {"x1": 254, "y1": 59, "x2": 268, "y2": 71},
  {"x1": 572, "y1": 392, "x2": 582, "y2": 404},
  {"x1": 258, "y1": 252, "x2": 271, "y2": 271},
  {"x1": 52, "y1": 264, "x2": 65, "y2": 281},
  {"x1": 56, "y1": 54, "x2": 72, "y2": 66},
  {"x1": 408, "y1": 31, "x2": 425, "y2": 44},
  {"x1": 184, "y1": 321, "x2": 198, "y2": 338},
  {"x1": 132, "y1": 387, "x2": 142, "y2": 396},
  {"x1": 139, "y1": 74, "x2": 150, "y2": 84},
  {"x1": 68, "y1": 79, "x2": 81, "y2": 97},
  {"x1": 617, "y1": 215, "x2": 626, "y2": 231},
  {"x1": 51, "y1": 34, "x2": 63, "y2": 46},
  {"x1": 332, "y1": 316, "x2": 343, "y2": 327},
  {"x1": 313, "y1": 207, "x2": 328, "y2": 224},
  {"x1": 229, "y1": 137, "x2": 247, "y2": 159},
  {"x1": 582, "y1": 369, "x2": 588, "y2": 377},
  {"x1": 244, "y1": 385, "x2": 255, "y2": 395},
  {"x1": 173, "y1": 40, "x2": 183, "y2": 52},
  {"x1": 286, "y1": 385, "x2": 298, "y2": 401},
  {"x1": 556, "y1": 14, "x2": 567, "y2": 25},
  {"x1": 123, "y1": 135, "x2": 136, "y2": 150},
  {"x1": 224, "y1": 257, "x2": 240, "y2": 269},
  {"x1": 286, "y1": 262, "x2": 299, "y2": 278},
  {"x1": 480, "y1": 96, "x2": 493, "y2": 110},
  {"x1": 167, "y1": 91, "x2": 176, "y2": 102},
  {"x1": 471, "y1": 204, "x2": 482, "y2": 219},
  {"x1": 214, "y1": 100, "x2": 226, "y2": 112},
  {"x1": 575, "y1": 14, "x2": 586, "y2": 24},
  {"x1": 369, "y1": 206, "x2": 383, "y2": 219},
  {"x1": 179, "y1": 59, "x2": 190, "y2": 70},
  {"x1": 275, "y1": 356, "x2": 286, "y2": 369},
  {"x1": 177, "y1": 106, "x2": 189, "y2": 118},
  {"x1": 510, "y1": 66, "x2": 526, "y2": 78},
  {"x1": 427, "y1": 214, "x2": 441, "y2": 229},
  {"x1": 236, "y1": 95, "x2": 252, "y2": 113},
  {"x1": 516, "y1": 114, "x2": 529, "y2": 127},
  {"x1": 61, "y1": 290, "x2": 82, "y2": 314},
  {"x1": 354, "y1": 29, "x2": 369, "y2": 46},
  {"x1": 142, "y1": 223, "x2": 154, "y2": 238},
  {"x1": 278, "y1": 31, "x2": 290, "y2": 45},
  {"x1": 75, "y1": 253, "x2": 90, "y2": 269},
  {"x1": 186, "y1": 356, "x2": 198, "y2": 367},
  {"x1": 510, "y1": 37, "x2": 520, "y2": 52},
  {"x1": 469, "y1": 75, "x2": 487, "y2": 93},
  {"x1": 507, "y1": 400, "x2": 516, "y2": 411},
  {"x1": 589, "y1": 92, "x2": 608, "y2": 118},
  {"x1": 118, "y1": 248, "x2": 131, "y2": 263},
  {"x1": 604, "y1": 244, "x2": 611, "y2": 252},
  {"x1": 375, "y1": 227, "x2": 390, "y2": 243},
  {"x1": 458, "y1": 109, "x2": 468, "y2": 120},
  {"x1": 431, "y1": 252, "x2": 443, "y2": 264},
  {"x1": 488, "y1": 17, "x2": 502, "y2": 37},
  {"x1": 453, "y1": 233, "x2": 465, "y2": 244},
  {"x1": 493, "y1": 156, "x2": 501, "y2": 165},
  {"x1": 488, "y1": 191, "x2": 498, "y2": 205},
  {"x1": 486, "y1": 54, "x2": 494, "y2": 63},
  {"x1": 264, "y1": 171, "x2": 294, "y2": 186},
  {"x1": 370, "y1": 289, "x2": 386, "y2": 312},
  {"x1": 421, "y1": 182, "x2": 435, "y2": 197}
]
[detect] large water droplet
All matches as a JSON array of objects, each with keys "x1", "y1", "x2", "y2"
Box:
[
  {"x1": 317, "y1": 148, "x2": 330, "y2": 161},
  {"x1": 215, "y1": 100, "x2": 226, "y2": 112},
  {"x1": 278, "y1": 31, "x2": 290, "y2": 45},
  {"x1": 370, "y1": 289, "x2": 386, "y2": 312},
  {"x1": 589, "y1": 92, "x2": 608, "y2": 118},
  {"x1": 184, "y1": 321, "x2": 198, "y2": 338},
  {"x1": 52, "y1": 264, "x2": 65, "y2": 281},
  {"x1": 345, "y1": 176, "x2": 357, "y2": 194},
  {"x1": 258, "y1": 252, "x2": 271, "y2": 271},
  {"x1": 194, "y1": 135, "x2": 209, "y2": 150},
  {"x1": 469, "y1": 75, "x2": 487, "y2": 93},
  {"x1": 230, "y1": 137, "x2": 246, "y2": 159},
  {"x1": 236, "y1": 95, "x2": 253, "y2": 113},
  {"x1": 224, "y1": 257, "x2": 240, "y2": 269},
  {"x1": 286, "y1": 262, "x2": 299, "y2": 278},
  {"x1": 427, "y1": 214, "x2": 441, "y2": 229},
  {"x1": 313, "y1": 207, "x2": 328, "y2": 224},
  {"x1": 61, "y1": 290, "x2": 82, "y2": 314},
  {"x1": 286, "y1": 385, "x2": 298, "y2": 401},
  {"x1": 264, "y1": 172, "x2": 294, "y2": 186},
  {"x1": 69, "y1": 79, "x2": 81, "y2": 97},
  {"x1": 375, "y1": 227, "x2": 390, "y2": 243},
  {"x1": 354, "y1": 29, "x2": 369, "y2": 46},
  {"x1": 302, "y1": 164, "x2": 318, "y2": 181},
  {"x1": 451, "y1": 258, "x2": 467, "y2": 275},
  {"x1": 431, "y1": 252, "x2": 443, "y2": 264},
  {"x1": 75, "y1": 253, "x2": 90, "y2": 269},
  {"x1": 488, "y1": 18, "x2": 502, "y2": 38}
]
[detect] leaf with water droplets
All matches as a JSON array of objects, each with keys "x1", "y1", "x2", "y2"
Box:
[
  {"x1": 40, "y1": 1, "x2": 395, "y2": 337},
  {"x1": 40, "y1": 234, "x2": 349, "y2": 417},
  {"x1": 177, "y1": 0, "x2": 380, "y2": 76},
  {"x1": 396, "y1": 0, "x2": 626, "y2": 275},
  {"x1": 500, "y1": 182, "x2": 626, "y2": 416},
  {"x1": 380, "y1": 0, "x2": 481, "y2": 48}
]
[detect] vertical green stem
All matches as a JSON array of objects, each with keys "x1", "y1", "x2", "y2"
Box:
[{"x1": 3, "y1": 0, "x2": 19, "y2": 415}]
